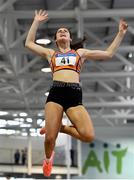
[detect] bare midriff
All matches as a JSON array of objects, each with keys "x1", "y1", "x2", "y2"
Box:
[{"x1": 53, "y1": 69, "x2": 79, "y2": 83}]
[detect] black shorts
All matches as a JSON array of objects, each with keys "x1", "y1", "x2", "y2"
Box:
[{"x1": 46, "y1": 80, "x2": 83, "y2": 111}]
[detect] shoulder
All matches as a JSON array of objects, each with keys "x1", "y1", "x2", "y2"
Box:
[
  {"x1": 76, "y1": 48, "x2": 94, "y2": 58},
  {"x1": 47, "y1": 48, "x2": 55, "y2": 56},
  {"x1": 76, "y1": 48, "x2": 85, "y2": 55},
  {"x1": 76, "y1": 48, "x2": 86, "y2": 59},
  {"x1": 46, "y1": 48, "x2": 55, "y2": 62}
]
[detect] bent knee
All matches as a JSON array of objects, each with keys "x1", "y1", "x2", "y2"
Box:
[{"x1": 82, "y1": 131, "x2": 95, "y2": 143}]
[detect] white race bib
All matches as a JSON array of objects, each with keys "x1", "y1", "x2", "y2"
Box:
[{"x1": 55, "y1": 53, "x2": 77, "y2": 66}]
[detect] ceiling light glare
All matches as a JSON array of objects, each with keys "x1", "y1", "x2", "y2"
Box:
[
  {"x1": 40, "y1": 121, "x2": 45, "y2": 127},
  {"x1": 16, "y1": 130, "x2": 20, "y2": 134},
  {"x1": 7, "y1": 120, "x2": 20, "y2": 126},
  {"x1": 36, "y1": 38, "x2": 51, "y2": 45},
  {"x1": 30, "y1": 128, "x2": 36, "y2": 132},
  {"x1": 38, "y1": 112, "x2": 43, "y2": 117},
  {"x1": 6, "y1": 130, "x2": 16, "y2": 135},
  {"x1": 0, "y1": 129, "x2": 6, "y2": 134},
  {"x1": 41, "y1": 67, "x2": 51, "y2": 73},
  {"x1": 13, "y1": 113, "x2": 18, "y2": 117},
  {"x1": 30, "y1": 132, "x2": 37, "y2": 137},
  {"x1": 0, "y1": 119, "x2": 7, "y2": 125},
  {"x1": 0, "y1": 124, "x2": 6, "y2": 127},
  {"x1": 19, "y1": 118, "x2": 25, "y2": 122},
  {"x1": 14, "y1": 118, "x2": 20, "y2": 121},
  {"x1": 26, "y1": 118, "x2": 33, "y2": 123},
  {"x1": 20, "y1": 124, "x2": 31, "y2": 128},
  {"x1": 45, "y1": 92, "x2": 49, "y2": 96},
  {"x1": 123, "y1": 119, "x2": 127, "y2": 124},
  {"x1": 37, "y1": 119, "x2": 43, "y2": 125},
  {"x1": 14, "y1": 118, "x2": 24, "y2": 122},
  {"x1": 21, "y1": 132, "x2": 28, "y2": 136},
  {"x1": 128, "y1": 52, "x2": 133, "y2": 58},
  {"x1": 19, "y1": 112, "x2": 28, "y2": 117},
  {"x1": 0, "y1": 111, "x2": 8, "y2": 115},
  {"x1": 124, "y1": 65, "x2": 132, "y2": 72}
]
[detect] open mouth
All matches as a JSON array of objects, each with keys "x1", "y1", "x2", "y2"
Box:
[{"x1": 60, "y1": 34, "x2": 66, "y2": 37}]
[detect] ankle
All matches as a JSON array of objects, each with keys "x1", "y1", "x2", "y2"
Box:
[
  {"x1": 45, "y1": 151, "x2": 55, "y2": 161},
  {"x1": 45, "y1": 158, "x2": 50, "y2": 163}
]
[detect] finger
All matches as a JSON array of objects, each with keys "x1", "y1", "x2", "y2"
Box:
[
  {"x1": 43, "y1": 11, "x2": 48, "y2": 18},
  {"x1": 120, "y1": 19, "x2": 127, "y2": 26},
  {"x1": 39, "y1": 9, "x2": 43, "y2": 15},
  {"x1": 122, "y1": 21, "x2": 128, "y2": 28},
  {"x1": 42, "y1": 10, "x2": 47, "y2": 14},
  {"x1": 44, "y1": 13, "x2": 48, "y2": 18},
  {"x1": 124, "y1": 24, "x2": 128, "y2": 29},
  {"x1": 43, "y1": 15, "x2": 48, "y2": 21},
  {"x1": 35, "y1": 10, "x2": 37, "y2": 15},
  {"x1": 121, "y1": 19, "x2": 127, "y2": 25},
  {"x1": 42, "y1": 10, "x2": 47, "y2": 16},
  {"x1": 120, "y1": 19, "x2": 128, "y2": 28},
  {"x1": 41, "y1": 11, "x2": 45, "y2": 16}
]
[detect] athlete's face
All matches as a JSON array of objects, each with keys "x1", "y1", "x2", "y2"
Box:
[{"x1": 55, "y1": 28, "x2": 72, "y2": 43}]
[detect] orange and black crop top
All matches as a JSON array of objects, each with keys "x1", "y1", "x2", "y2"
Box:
[{"x1": 50, "y1": 49, "x2": 82, "y2": 74}]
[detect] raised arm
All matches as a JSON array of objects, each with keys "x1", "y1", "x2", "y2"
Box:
[
  {"x1": 78, "y1": 19, "x2": 128, "y2": 60},
  {"x1": 25, "y1": 10, "x2": 54, "y2": 61}
]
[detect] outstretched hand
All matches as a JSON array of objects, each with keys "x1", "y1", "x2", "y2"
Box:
[
  {"x1": 119, "y1": 19, "x2": 128, "y2": 34},
  {"x1": 34, "y1": 9, "x2": 48, "y2": 22}
]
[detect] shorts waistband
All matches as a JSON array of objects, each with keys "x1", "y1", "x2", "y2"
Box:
[{"x1": 52, "y1": 80, "x2": 80, "y2": 88}]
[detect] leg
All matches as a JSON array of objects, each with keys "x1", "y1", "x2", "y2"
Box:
[
  {"x1": 44, "y1": 102, "x2": 63, "y2": 159},
  {"x1": 63, "y1": 105, "x2": 95, "y2": 142},
  {"x1": 40, "y1": 105, "x2": 95, "y2": 142}
]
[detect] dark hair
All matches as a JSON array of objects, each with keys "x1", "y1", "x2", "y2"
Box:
[
  {"x1": 54, "y1": 27, "x2": 86, "y2": 50},
  {"x1": 54, "y1": 27, "x2": 72, "y2": 41},
  {"x1": 70, "y1": 36, "x2": 86, "y2": 50}
]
